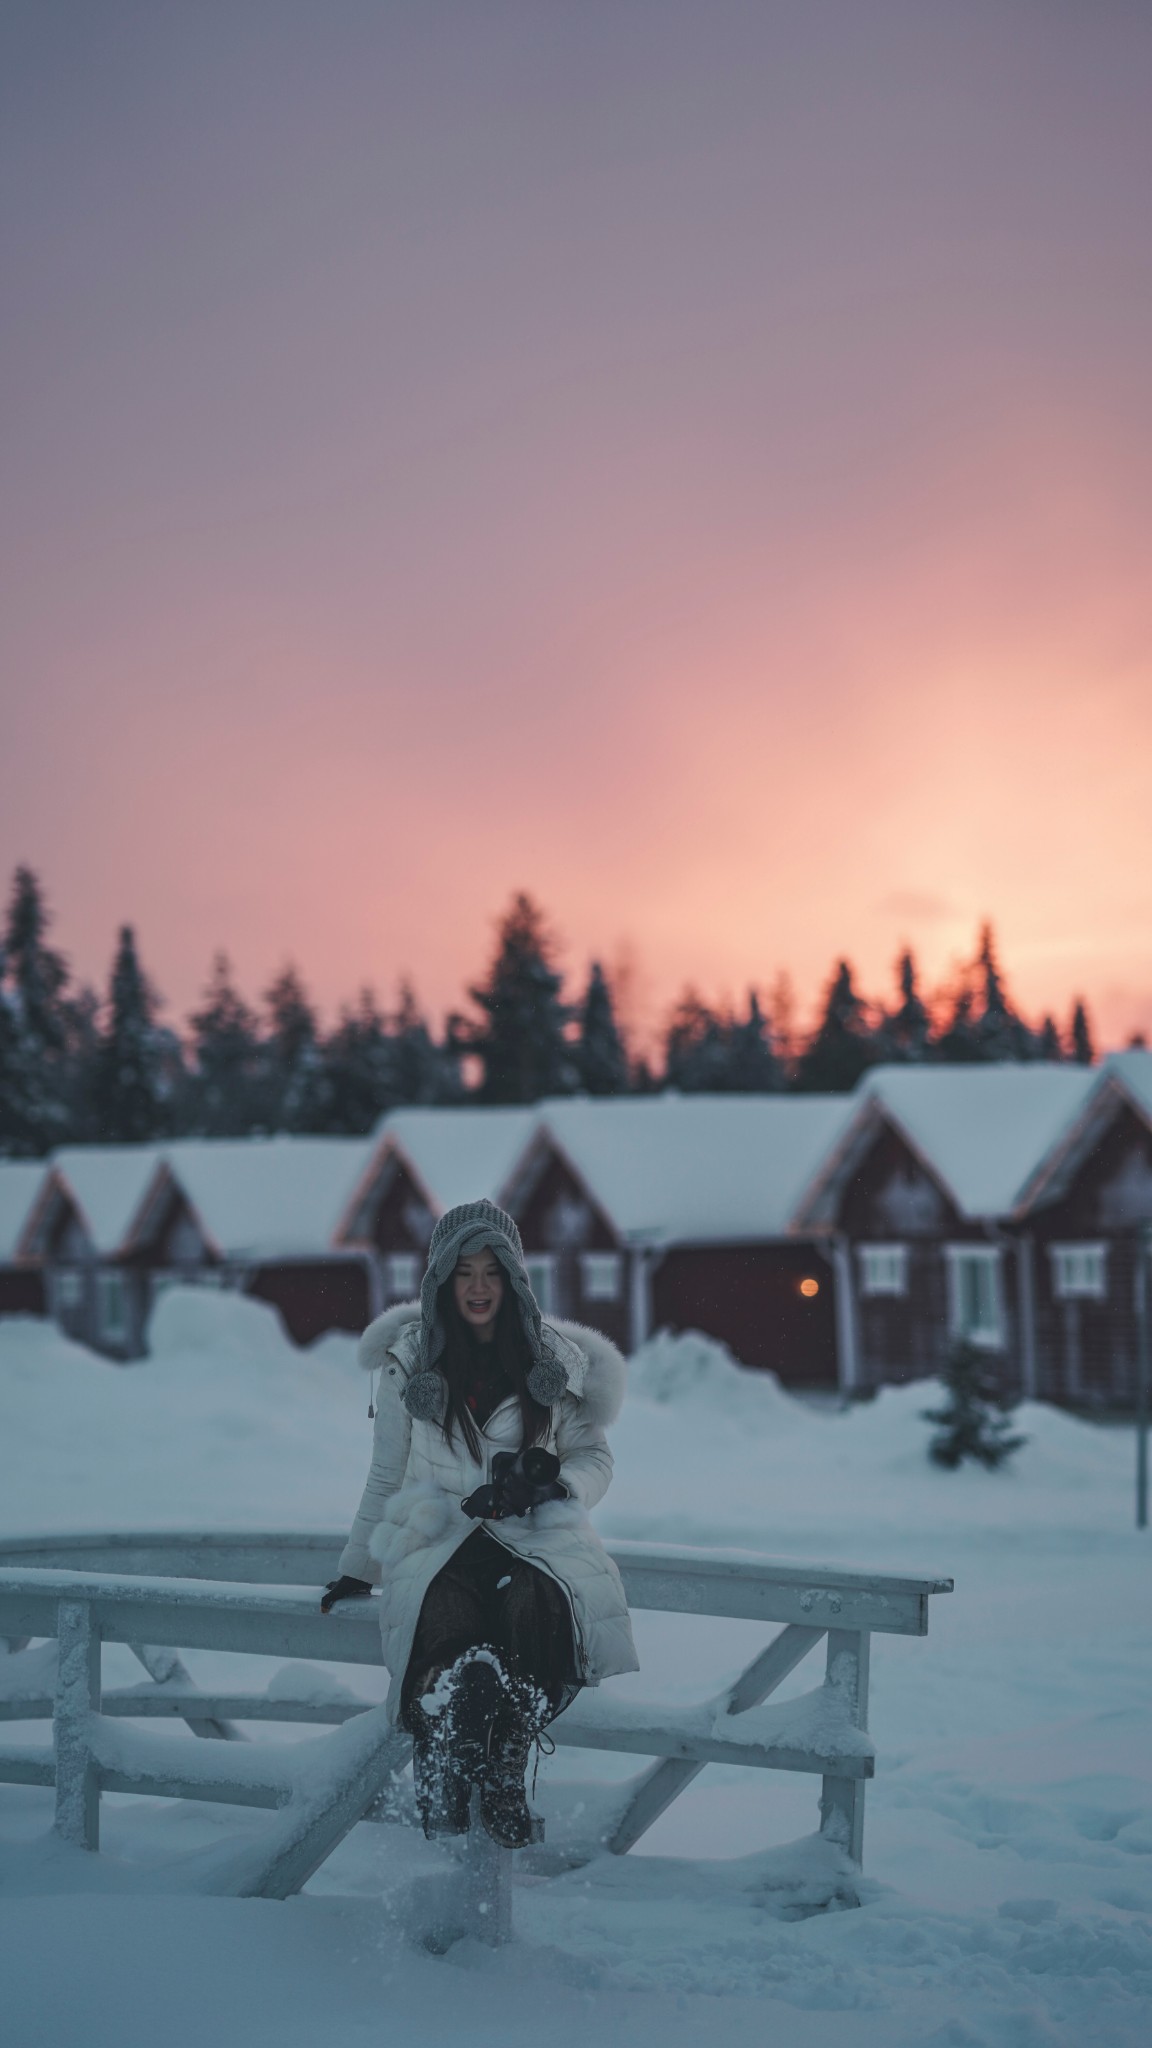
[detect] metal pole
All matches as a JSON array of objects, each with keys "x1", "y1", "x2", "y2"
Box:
[{"x1": 1136, "y1": 1224, "x2": 1150, "y2": 1532}]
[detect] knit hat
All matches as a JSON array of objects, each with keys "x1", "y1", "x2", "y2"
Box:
[{"x1": 401, "y1": 1198, "x2": 569, "y2": 1423}]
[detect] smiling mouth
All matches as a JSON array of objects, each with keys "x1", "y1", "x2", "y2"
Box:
[{"x1": 465, "y1": 1299, "x2": 494, "y2": 1314}]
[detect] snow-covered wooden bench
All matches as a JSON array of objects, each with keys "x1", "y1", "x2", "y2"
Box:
[{"x1": 0, "y1": 1531, "x2": 951, "y2": 1932}]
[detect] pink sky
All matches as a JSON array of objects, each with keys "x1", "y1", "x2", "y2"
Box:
[{"x1": 2, "y1": 1, "x2": 1150, "y2": 1050}]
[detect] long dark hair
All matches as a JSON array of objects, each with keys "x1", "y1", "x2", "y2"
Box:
[{"x1": 437, "y1": 1277, "x2": 551, "y2": 1463}]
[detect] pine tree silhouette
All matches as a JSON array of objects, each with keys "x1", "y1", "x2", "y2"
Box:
[
  {"x1": 261, "y1": 965, "x2": 331, "y2": 1131},
  {"x1": 90, "y1": 926, "x2": 167, "y2": 1143},
  {"x1": 576, "y1": 963, "x2": 629, "y2": 1095},
  {"x1": 724, "y1": 991, "x2": 785, "y2": 1091},
  {"x1": 664, "y1": 989, "x2": 731, "y2": 1091},
  {"x1": 390, "y1": 982, "x2": 463, "y2": 1107},
  {"x1": 187, "y1": 954, "x2": 263, "y2": 1135},
  {"x1": 1070, "y1": 1000, "x2": 1094, "y2": 1066},
  {"x1": 882, "y1": 950, "x2": 933, "y2": 1062},
  {"x1": 794, "y1": 961, "x2": 877, "y2": 1092},
  {"x1": 468, "y1": 894, "x2": 575, "y2": 1104},
  {"x1": 0, "y1": 867, "x2": 73, "y2": 1152}
]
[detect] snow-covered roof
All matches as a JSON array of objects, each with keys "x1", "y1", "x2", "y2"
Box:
[
  {"x1": 163, "y1": 1137, "x2": 375, "y2": 1259},
  {"x1": 795, "y1": 1063, "x2": 1099, "y2": 1226},
  {"x1": 1104, "y1": 1047, "x2": 1152, "y2": 1125},
  {"x1": 49, "y1": 1146, "x2": 169, "y2": 1256},
  {"x1": 363, "y1": 1106, "x2": 541, "y2": 1217},
  {"x1": 1011, "y1": 1048, "x2": 1152, "y2": 1214},
  {"x1": 529, "y1": 1094, "x2": 857, "y2": 1243},
  {"x1": 0, "y1": 1161, "x2": 52, "y2": 1262}
]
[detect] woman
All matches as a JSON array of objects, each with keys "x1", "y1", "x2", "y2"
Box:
[{"x1": 321, "y1": 1198, "x2": 638, "y2": 1848}]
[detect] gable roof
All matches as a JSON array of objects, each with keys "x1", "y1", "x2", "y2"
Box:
[
  {"x1": 47, "y1": 1145, "x2": 171, "y2": 1256},
  {"x1": 0, "y1": 1161, "x2": 52, "y2": 1262},
  {"x1": 793, "y1": 1063, "x2": 1099, "y2": 1228},
  {"x1": 1013, "y1": 1048, "x2": 1152, "y2": 1216},
  {"x1": 163, "y1": 1136, "x2": 375, "y2": 1259},
  {"x1": 1106, "y1": 1048, "x2": 1152, "y2": 1125},
  {"x1": 354, "y1": 1106, "x2": 541, "y2": 1223},
  {"x1": 526, "y1": 1093, "x2": 856, "y2": 1244}
]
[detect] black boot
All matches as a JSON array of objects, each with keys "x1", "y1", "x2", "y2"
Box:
[
  {"x1": 479, "y1": 1670, "x2": 548, "y2": 1850},
  {"x1": 410, "y1": 1652, "x2": 504, "y2": 1840}
]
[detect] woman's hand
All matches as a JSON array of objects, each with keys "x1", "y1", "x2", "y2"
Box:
[{"x1": 320, "y1": 1575, "x2": 372, "y2": 1613}]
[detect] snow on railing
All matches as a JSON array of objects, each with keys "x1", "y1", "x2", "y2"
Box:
[{"x1": 0, "y1": 1532, "x2": 952, "y2": 1931}]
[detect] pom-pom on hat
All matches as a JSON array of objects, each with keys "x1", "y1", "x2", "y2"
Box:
[{"x1": 401, "y1": 1198, "x2": 569, "y2": 1421}]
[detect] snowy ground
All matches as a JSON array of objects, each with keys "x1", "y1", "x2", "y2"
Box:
[{"x1": 1, "y1": 1295, "x2": 1149, "y2": 2047}]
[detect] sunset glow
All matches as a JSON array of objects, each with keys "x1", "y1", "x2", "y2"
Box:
[{"x1": 2, "y1": 3, "x2": 1150, "y2": 1049}]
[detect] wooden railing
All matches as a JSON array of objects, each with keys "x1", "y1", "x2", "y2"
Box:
[{"x1": 0, "y1": 1532, "x2": 952, "y2": 1935}]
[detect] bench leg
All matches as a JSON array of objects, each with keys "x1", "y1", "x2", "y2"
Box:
[
  {"x1": 819, "y1": 1629, "x2": 870, "y2": 1866},
  {"x1": 607, "y1": 1623, "x2": 827, "y2": 1856},
  {"x1": 54, "y1": 1601, "x2": 100, "y2": 1851}
]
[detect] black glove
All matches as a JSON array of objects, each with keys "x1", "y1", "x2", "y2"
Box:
[
  {"x1": 461, "y1": 1448, "x2": 569, "y2": 1521},
  {"x1": 320, "y1": 1574, "x2": 372, "y2": 1613}
]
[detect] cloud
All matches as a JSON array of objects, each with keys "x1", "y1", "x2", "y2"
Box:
[{"x1": 876, "y1": 891, "x2": 958, "y2": 924}]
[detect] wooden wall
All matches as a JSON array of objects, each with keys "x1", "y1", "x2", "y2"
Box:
[
  {"x1": 834, "y1": 1122, "x2": 1022, "y2": 1392},
  {"x1": 651, "y1": 1242, "x2": 837, "y2": 1386},
  {"x1": 1022, "y1": 1101, "x2": 1152, "y2": 1408}
]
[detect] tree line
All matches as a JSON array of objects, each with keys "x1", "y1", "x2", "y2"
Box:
[{"x1": 0, "y1": 868, "x2": 1103, "y2": 1154}]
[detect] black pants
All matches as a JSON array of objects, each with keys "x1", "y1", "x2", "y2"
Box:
[{"x1": 400, "y1": 1528, "x2": 580, "y2": 1732}]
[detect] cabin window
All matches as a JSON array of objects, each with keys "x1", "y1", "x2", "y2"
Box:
[
  {"x1": 96, "y1": 1269, "x2": 128, "y2": 1343},
  {"x1": 54, "y1": 1269, "x2": 84, "y2": 1313},
  {"x1": 945, "y1": 1246, "x2": 1003, "y2": 1347},
  {"x1": 524, "y1": 1254, "x2": 556, "y2": 1314},
  {"x1": 857, "y1": 1244, "x2": 908, "y2": 1297},
  {"x1": 580, "y1": 1252, "x2": 622, "y2": 1302},
  {"x1": 383, "y1": 1253, "x2": 420, "y2": 1299},
  {"x1": 1050, "y1": 1243, "x2": 1107, "y2": 1300}
]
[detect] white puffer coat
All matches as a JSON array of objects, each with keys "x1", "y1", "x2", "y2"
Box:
[{"x1": 337, "y1": 1302, "x2": 639, "y2": 1722}]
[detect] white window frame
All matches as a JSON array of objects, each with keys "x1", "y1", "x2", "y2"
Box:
[
  {"x1": 945, "y1": 1245, "x2": 1003, "y2": 1349},
  {"x1": 524, "y1": 1254, "x2": 557, "y2": 1315},
  {"x1": 1049, "y1": 1242, "x2": 1107, "y2": 1301},
  {"x1": 383, "y1": 1252, "x2": 421, "y2": 1300},
  {"x1": 857, "y1": 1243, "x2": 908, "y2": 1298},
  {"x1": 579, "y1": 1251, "x2": 623, "y2": 1303},
  {"x1": 96, "y1": 1268, "x2": 129, "y2": 1344}
]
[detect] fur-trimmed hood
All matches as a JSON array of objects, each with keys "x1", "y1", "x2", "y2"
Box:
[{"x1": 358, "y1": 1300, "x2": 628, "y2": 1431}]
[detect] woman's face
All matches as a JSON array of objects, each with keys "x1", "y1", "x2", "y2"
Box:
[{"x1": 453, "y1": 1252, "x2": 504, "y2": 1340}]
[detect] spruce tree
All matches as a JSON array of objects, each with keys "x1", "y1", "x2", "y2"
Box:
[
  {"x1": 1, "y1": 867, "x2": 73, "y2": 1151},
  {"x1": 1036, "y1": 1015, "x2": 1062, "y2": 1061},
  {"x1": 187, "y1": 953, "x2": 263, "y2": 1134},
  {"x1": 934, "y1": 985, "x2": 981, "y2": 1063},
  {"x1": 971, "y1": 924, "x2": 1034, "y2": 1061},
  {"x1": 324, "y1": 988, "x2": 399, "y2": 1134},
  {"x1": 576, "y1": 963, "x2": 629, "y2": 1095},
  {"x1": 90, "y1": 926, "x2": 167, "y2": 1143},
  {"x1": 0, "y1": 969, "x2": 27, "y2": 1155},
  {"x1": 663, "y1": 989, "x2": 730, "y2": 1091},
  {"x1": 724, "y1": 991, "x2": 784, "y2": 1091},
  {"x1": 468, "y1": 894, "x2": 575, "y2": 1103},
  {"x1": 794, "y1": 961, "x2": 877, "y2": 1092},
  {"x1": 882, "y1": 950, "x2": 933, "y2": 1062},
  {"x1": 922, "y1": 1342, "x2": 1026, "y2": 1469},
  {"x1": 1070, "y1": 999, "x2": 1094, "y2": 1066},
  {"x1": 261, "y1": 965, "x2": 330, "y2": 1131},
  {"x1": 390, "y1": 982, "x2": 464, "y2": 1107}
]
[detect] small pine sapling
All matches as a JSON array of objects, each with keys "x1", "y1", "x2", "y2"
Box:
[{"x1": 923, "y1": 1342, "x2": 1026, "y2": 1469}]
